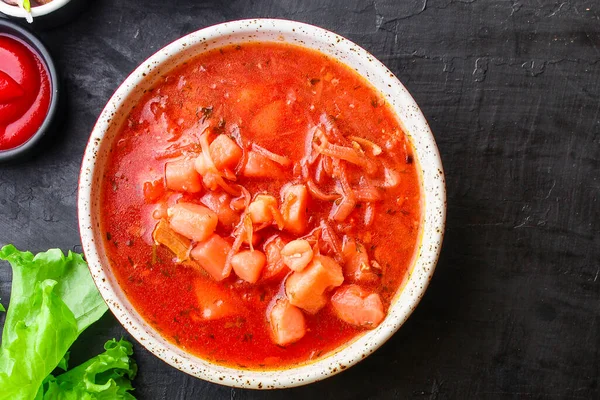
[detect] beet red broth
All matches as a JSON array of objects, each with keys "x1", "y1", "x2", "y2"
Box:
[{"x1": 101, "y1": 42, "x2": 422, "y2": 369}]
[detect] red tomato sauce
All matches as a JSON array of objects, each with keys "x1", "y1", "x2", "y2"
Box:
[
  {"x1": 101, "y1": 43, "x2": 422, "y2": 369},
  {"x1": 0, "y1": 34, "x2": 51, "y2": 151}
]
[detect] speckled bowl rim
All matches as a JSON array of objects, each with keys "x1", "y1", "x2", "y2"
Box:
[{"x1": 78, "y1": 18, "x2": 446, "y2": 389}]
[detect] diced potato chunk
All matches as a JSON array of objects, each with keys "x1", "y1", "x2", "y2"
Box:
[
  {"x1": 168, "y1": 202, "x2": 218, "y2": 242},
  {"x1": 280, "y1": 239, "x2": 313, "y2": 272},
  {"x1": 248, "y1": 194, "x2": 278, "y2": 225},
  {"x1": 200, "y1": 192, "x2": 240, "y2": 229},
  {"x1": 242, "y1": 151, "x2": 285, "y2": 179},
  {"x1": 194, "y1": 154, "x2": 209, "y2": 176},
  {"x1": 262, "y1": 236, "x2": 289, "y2": 280},
  {"x1": 285, "y1": 255, "x2": 343, "y2": 314},
  {"x1": 194, "y1": 278, "x2": 240, "y2": 320},
  {"x1": 269, "y1": 299, "x2": 306, "y2": 346},
  {"x1": 341, "y1": 236, "x2": 379, "y2": 283},
  {"x1": 190, "y1": 234, "x2": 232, "y2": 281},
  {"x1": 165, "y1": 159, "x2": 202, "y2": 193},
  {"x1": 210, "y1": 134, "x2": 243, "y2": 170},
  {"x1": 231, "y1": 250, "x2": 266, "y2": 283},
  {"x1": 331, "y1": 284, "x2": 385, "y2": 328},
  {"x1": 280, "y1": 184, "x2": 309, "y2": 235}
]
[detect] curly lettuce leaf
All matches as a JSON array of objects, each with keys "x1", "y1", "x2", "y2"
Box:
[
  {"x1": 42, "y1": 339, "x2": 137, "y2": 400},
  {"x1": 0, "y1": 245, "x2": 108, "y2": 400}
]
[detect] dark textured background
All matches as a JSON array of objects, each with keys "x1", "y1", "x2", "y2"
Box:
[{"x1": 1, "y1": 0, "x2": 599, "y2": 398}]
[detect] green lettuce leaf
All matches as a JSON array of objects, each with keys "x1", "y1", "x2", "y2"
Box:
[
  {"x1": 41, "y1": 339, "x2": 137, "y2": 400},
  {"x1": 0, "y1": 245, "x2": 108, "y2": 400},
  {"x1": 0, "y1": 302, "x2": 5, "y2": 312}
]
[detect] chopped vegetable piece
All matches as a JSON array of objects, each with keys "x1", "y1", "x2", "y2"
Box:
[
  {"x1": 168, "y1": 202, "x2": 218, "y2": 242},
  {"x1": 210, "y1": 133, "x2": 243, "y2": 170},
  {"x1": 248, "y1": 194, "x2": 278, "y2": 225},
  {"x1": 353, "y1": 184, "x2": 383, "y2": 202},
  {"x1": 331, "y1": 284, "x2": 385, "y2": 328},
  {"x1": 143, "y1": 179, "x2": 165, "y2": 203},
  {"x1": 341, "y1": 236, "x2": 379, "y2": 283},
  {"x1": 383, "y1": 166, "x2": 401, "y2": 188},
  {"x1": 280, "y1": 184, "x2": 309, "y2": 235},
  {"x1": 231, "y1": 250, "x2": 267, "y2": 283},
  {"x1": 280, "y1": 239, "x2": 313, "y2": 272},
  {"x1": 329, "y1": 160, "x2": 357, "y2": 222},
  {"x1": 269, "y1": 299, "x2": 306, "y2": 346},
  {"x1": 165, "y1": 159, "x2": 203, "y2": 193},
  {"x1": 197, "y1": 130, "x2": 241, "y2": 195},
  {"x1": 194, "y1": 277, "x2": 240, "y2": 320},
  {"x1": 348, "y1": 135, "x2": 383, "y2": 156},
  {"x1": 314, "y1": 137, "x2": 377, "y2": 174},
  {"x1": 252, "y1": 143, "x2": 292, "y2": 167},
  {"x1": 306, "y1": 179, "x2": 339, "y2": 201},
  {"x1": 285, "y1": 254, "x2": 343, "y2": 314},
  {"x1": 153, "y1": 219, "x2": 191, "y2": 261},
  {"x1": 200, "y1": 192, "x2": 240, "y2": 229},
  {"x1": 320, "y1": 220, "x2": 344, "y2": 262},
  {"x1": 242, "y1": 151, "x2": 285, "y2": 179},
  {"x1": 262, "y1": 235, "x2": 289, "y2": 280},
  {"x1": 190, "y1": 234, "x2": 233, "y2": 281}
]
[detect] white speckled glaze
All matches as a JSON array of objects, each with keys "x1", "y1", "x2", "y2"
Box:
[{"x1": 78, "y1": 19, "x2": 446, "y2": 389}]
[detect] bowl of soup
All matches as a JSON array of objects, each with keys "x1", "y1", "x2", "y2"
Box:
[{"x1": 78, "y1": 19, "x2": 445, "y2": 388}]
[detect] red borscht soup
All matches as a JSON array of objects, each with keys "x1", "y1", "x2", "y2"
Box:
[{"x1": 101, "y1": 42, "x2": 422, "y2": 369}]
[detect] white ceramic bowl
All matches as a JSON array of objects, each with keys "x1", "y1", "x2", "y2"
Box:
[
  {"x1": 0, "y1": 0, "x2": 71, "y2": 18},
  {"x1": 78, "y1": 19, "x2": 446, "y2": 389}
]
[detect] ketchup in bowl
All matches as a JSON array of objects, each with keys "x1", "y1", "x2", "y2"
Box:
[{"x1": 0, "y1": 34, "x2": 51, "y2": 151}]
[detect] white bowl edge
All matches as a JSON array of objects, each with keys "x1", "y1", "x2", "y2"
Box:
[
  {"x1": 77, "y1": 18, "x2": 446, "y2": 389},
  {"x1": 0, "y1": 0, "x2": 71, "y2": 18}
]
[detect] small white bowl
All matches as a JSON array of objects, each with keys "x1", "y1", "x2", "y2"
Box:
[
  {"x1": 0, "y1": 0, "x2": 71, "y2": 18},
  {"x1": 78, "y1": 19, "x2": 446, "y2": 389}
]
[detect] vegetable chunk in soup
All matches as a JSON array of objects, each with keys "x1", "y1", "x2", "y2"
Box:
[{"x1": 101, "y1": 42, "x2": 421, "y2": 369}]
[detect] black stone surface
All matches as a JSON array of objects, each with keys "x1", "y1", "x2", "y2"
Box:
[{"x1": 1, "y1": 0, "x2": 599, "y2": 398}]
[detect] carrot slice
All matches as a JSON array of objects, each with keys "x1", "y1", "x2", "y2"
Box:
[
  {"x1": 165, "y1": 159, "x2": 202, "y2": 193},
  {"x1": 285, "y1": 254, "x2": 343, "y2": 314},
  {"x1": 190, "y1": 234, "x2": 233, "y2": 281},
  {"x1": 167, "y1": 202, "x2": 218, "y2": 242},
  {"x1": 152, "y1": 219, "x2": 206, "y2": 274},
  {"x1": 269, "y1": 299, "x2": 306, "y2": 346},
  {"x1": 152, "y1": 219, "x2": 190, "y2": 261},
  {"x1": 231, "y1": 250, "x2": 266, "y2": 283},
  {"x1": 331, "y1": 284, "x2": 385, "y2": 328}
]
